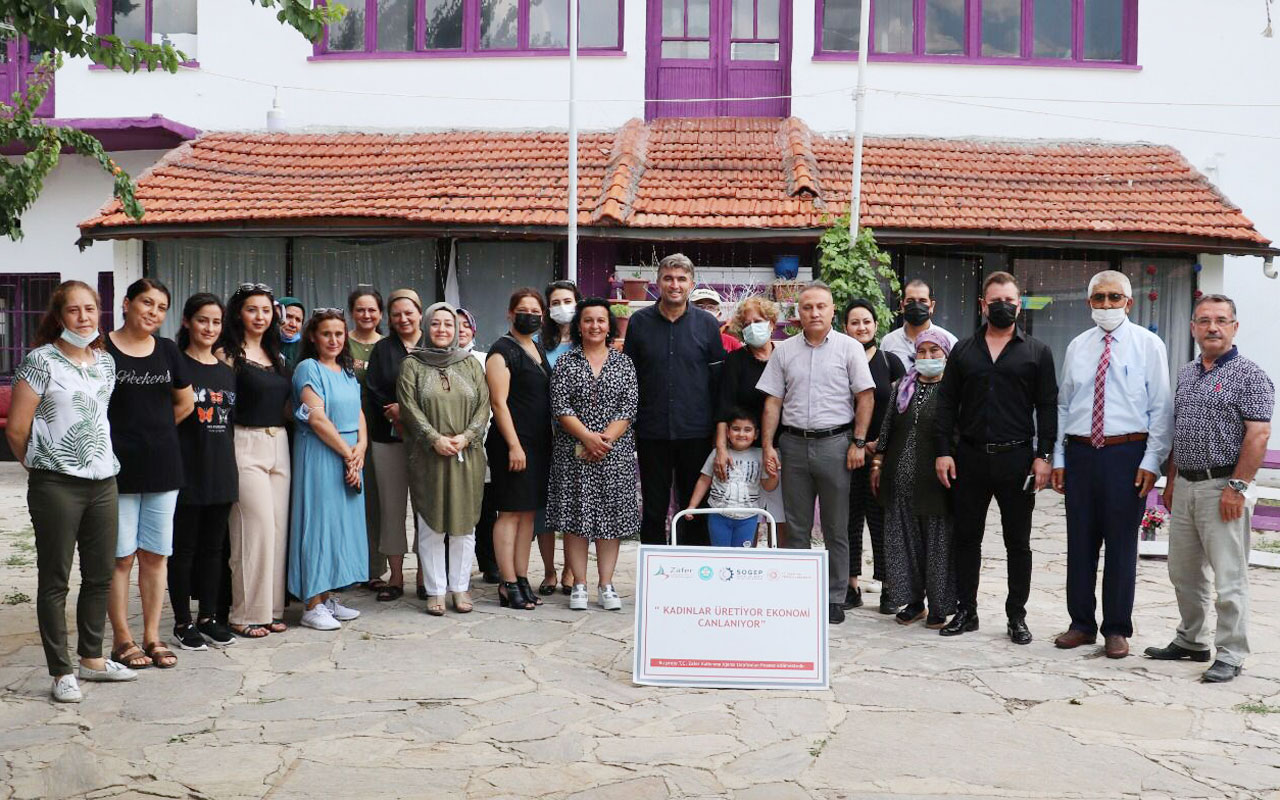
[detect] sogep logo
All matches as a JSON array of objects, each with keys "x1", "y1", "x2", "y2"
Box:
[
  {"x1": 719, "y1": 567, "x2": 735, "y2": 581},
  {"x1": 698, "y1": 566, "x2": 714, "y2": 581}
]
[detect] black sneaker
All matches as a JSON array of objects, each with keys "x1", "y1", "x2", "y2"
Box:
[
  {"x1": 829, "y1": 603, "x2": 846, "y2": 624},
  {"x1": 197, "y1": 618, "x2": 236, "y2": 648},
  {"x1": 172, "y1": 622, "x2": 208, "y2": 651},
  {"x1": 843, "y1": 585, "x2": 863, "y2": 610}
]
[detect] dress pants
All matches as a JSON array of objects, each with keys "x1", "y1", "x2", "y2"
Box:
[
  {"x1": 229, "y1": 425, "x2": 290, "y2": 626},
  {"x1": 417, "y1": 520, "x2": 475, "y2": 595},
  {"x1": 371, "y1": 442, "x2": 419, "y2": 556},
  {"x1": 637, "y1": 437, "x2": 711, "y2": 546},
  {"x1": 778, "y1": 432, "x2": 852, "y2": 606},
  {"x1": 952, "y1": 441, "x2": 1035, "y2": 621},
  {"x1": 1063, "y1": 440, "x2": 1145, "y2": 637},
  {"x1": 1168, "y1": 475, "x2": 1251, "y2": 667}
]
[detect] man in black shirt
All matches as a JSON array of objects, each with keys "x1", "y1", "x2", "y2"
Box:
[
  {"x1": 623, "y1": 254, "x2": 728, "y2": 546},
  {"x1": 934, "y1": 271, "x2": 1058, "y2": 644}
]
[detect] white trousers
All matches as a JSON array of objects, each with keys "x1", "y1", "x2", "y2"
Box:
[{"x1": 416, "y1": 520, "x2": 476, "y2": 594}]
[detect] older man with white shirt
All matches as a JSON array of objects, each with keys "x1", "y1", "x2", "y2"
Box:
[{"x1": 1050, "y1": 270, "x2": 1172, "y2": 659}]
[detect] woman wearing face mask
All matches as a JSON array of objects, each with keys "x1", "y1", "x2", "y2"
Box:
[
  {"x1": 537, "y1": 280, "x2": 581, "y2": 595},
  {"x1": 714, "y1": 295, "x2": 788, "y2": 546},
  {"x1": 105, "y1": 278, "x2": 195, "y2": 671},
  {"x1": 346, "y1": 287, "x2": 386, "y2": 592},
  {"x1": 842, "y1": 299, "x2": 906, "y2": 614},
  {"x1": 398, "y1": 303, "x2": 489, "y2": 615},
  {"x1": 486, "y1": 289, "x2": 553, "y2": 609},
  {"x1": 364, "y1": 289, "x2": 427, "y2": 601},
  {"x1": 871, "y1": 329, "x2": 957, "y2": 629}
]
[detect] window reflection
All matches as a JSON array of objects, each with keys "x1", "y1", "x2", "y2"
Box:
[
  {"x1": 1084, "y1": 0, "x2": 1123, "y2": 60},
  {"x1": 874, "y1": 0, "x2": 914, "y2": 54},
  {"x1": 1033, "y1": 0, "x2": 1072, "y2": 59},
  {"x1": 821, "y1": 0, "x2": 861, "y2": 52},
  {"x1": 925, "y1": 0, "x2": 964, "y2": 55},
  {"x1": 378, "y1": 0, "x2": 416, "y2": 50},
  {"x1": 981, "y1": 0, "x2": 1021, "y2": 57}
]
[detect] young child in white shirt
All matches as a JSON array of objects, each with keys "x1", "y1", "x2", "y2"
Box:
[{"x1": 687, "y1": 409, "x2": 778, "y2": 547}]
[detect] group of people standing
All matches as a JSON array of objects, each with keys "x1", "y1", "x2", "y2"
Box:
[{"x1": 9, "y1": 254, "x2": 1273, "y2": 705}]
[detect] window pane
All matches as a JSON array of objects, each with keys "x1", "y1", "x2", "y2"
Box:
[
  {"x1": 530, "y1": 0, "x2": 568, "y2": 47},
  {"x1": 1084, "y1": 0, "x2": 1124, "y2": 60},
  {"x1": 757, "y1": 0, "x2": 779, "y2": 39},
  {"x1": 874, "y1": 0, "x2": 914, "y2": 53},
  {"x1": 425, "y1": 0, "x2": 464, "y2": 48},
  {"x1": 662, "y1": 0, "x2": 684, "y2": 36},
  {"x1": 112, "y1": 0, "x2": 146, "y2": 42},
  {"x1": 662, "y1": 40, "x2": 710, "y2": 58},
  {"x1": 732, "y1": 0, "x2": 754, "y2": 39},
  {"x1": 925, "y1": 0, "x2": 964, "y2": 54},
  {"x1": 731, "y1": 41, "x2": 778, "y2": 59},
  {"x1": 480, "y1": 0, "x2": 519, "y2": 48},
  {"x1": 580, "y1": 0, "x2": 620, "y2": 47},
  {"x1": 981, "y1": 0, "x2": 1021, "y2": 57},
  {"x1": 376, "y1": 0, "x2": 415, "y2": 51},
  {"x1": 688, "y1": 0, "x2": 710, "y2": 37},
  {"x1": 821, "y1": 0, "x2": 860, "y2": 52},
  {"x1": 1033, "y1": 0, "x2": 1072, "y2": 59},
  {"x1": 328, "y1": 2, "x2": 366, "y2": 51},
  {"x1": 152, "y1": 0, "x2": 198, "y2": 59}
]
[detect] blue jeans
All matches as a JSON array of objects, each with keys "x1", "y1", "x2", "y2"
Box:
[{"x1": 708, "y1": 513, "x2": 758, "y2": 548}]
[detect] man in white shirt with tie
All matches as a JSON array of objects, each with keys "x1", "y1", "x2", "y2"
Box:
[{"x1": 1050, "y1": 270, "x2": 1172, "y2": 659}]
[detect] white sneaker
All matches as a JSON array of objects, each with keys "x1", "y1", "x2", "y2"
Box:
[
  {"x1": 301, "y1": 603, "x2": 341, "y2": 631},
  {"x1": 324, "y1": 596, "x2": 361, "y2": 621},
  {"x1": 78, "y1": 659, "x2": 138, "y2": 682},
  {"x1": 52, "y1": 675, "x2": 82, "y2": 703},
  {"x1": 599, "y1": 584, "x2": 622, "y2": 611},
  {"x1": 569, "y1": 583, "x2": 589, "y2": 611},
  {"x1": 863, "y1": 579, "x2": 881, "y2": 593}
]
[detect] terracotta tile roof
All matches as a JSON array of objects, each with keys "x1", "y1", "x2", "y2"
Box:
[{"x1": 80, "y1": 117, "x2": 1271, "y2": 248}]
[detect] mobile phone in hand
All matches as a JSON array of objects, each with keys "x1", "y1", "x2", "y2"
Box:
[{"x1": 1022, "y1": 473, "x2": 1036, "y2": 494}]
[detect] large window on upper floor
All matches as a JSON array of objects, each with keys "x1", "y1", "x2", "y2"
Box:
[
  {"x1": 816, "y1": 0, "x2": 1136, "y2": 66},
  {"x1": 96, "y1": 0, "x2": 199, "y2": 61},
  {"x1": 315, "y1": 0, "x2": 622, "y2": 56}
]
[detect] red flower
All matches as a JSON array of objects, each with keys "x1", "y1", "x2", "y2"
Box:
[
  {"x1": 1194, "y1": 289, "x2": 1203, "y2": 299},
  {"x1": 1146, "y1": 264, "x2": 1158, "y2": 275},
  {"x1": 1148, "y1": 290, "x2": 1159, "y2": 301}
]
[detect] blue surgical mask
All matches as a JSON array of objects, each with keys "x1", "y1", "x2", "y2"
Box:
[
  {"x1": 742, "y1": 321, "x2": 772, "y2": 348},
  {"x1": 60, "y1": 327, "x2": 98, "y2": 349},
  {"x1": 915, "y1": 358, "x2": 946, "y2": 378},
  {"x1": 281, "y1": 330, "x2": 301, "y2": 344}
]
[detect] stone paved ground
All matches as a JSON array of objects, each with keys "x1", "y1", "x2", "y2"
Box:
[{"x1": 2, "y1": 460, "x2": 1280, "y2": 799}]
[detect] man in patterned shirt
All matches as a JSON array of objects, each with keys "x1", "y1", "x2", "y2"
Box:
[{"x1": 1144, "y1": 294, "x2": 1274, "y2": 683}]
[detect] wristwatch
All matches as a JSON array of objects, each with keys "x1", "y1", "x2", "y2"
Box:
[
  {"x1": 1227, "y1": 478, "x2": 1250, "y2": 494},
  {"x1": 853, "y1": 437, "x2": 867, "y2": 448}
]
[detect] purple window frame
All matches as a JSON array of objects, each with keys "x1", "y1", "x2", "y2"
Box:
[
  {"x1": 0, "y1": 273, "x2": 61, "y2": 381},
  {"x1": 813, "y1": 0, "x2": 1138, "y2": 68},
  {"x1": 1, "y1": 34, "x2": 55, "y2": 116},
  {"x1": 93, "y1": 0, "x2": 200, "y2": 68},
  {"x1": 311, "y1": 0, "x2": 625, "y2": 59}
]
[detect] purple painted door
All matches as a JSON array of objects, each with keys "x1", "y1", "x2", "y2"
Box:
[
  {"x1": 646, "y1": 0, "x2": 791, "y2": 119},
  {"x1": 0, "y1": 32, "x2": 55, "y2": 117}
]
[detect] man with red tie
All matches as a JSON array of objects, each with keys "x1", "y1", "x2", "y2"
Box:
[{"x1": 1050, "y1": 270, "x2": 1172, "y2": 659}]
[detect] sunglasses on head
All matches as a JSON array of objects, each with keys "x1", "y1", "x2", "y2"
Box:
[
  {"x1": 1090, "y1": 292, "x2": 1128, "y2": 304},
  {"x1": 312, "y1": 307, "x2": 345, "y2": 318},
  {"x1": 237, "y1": 282, "x2": 274, "y2": 295}
]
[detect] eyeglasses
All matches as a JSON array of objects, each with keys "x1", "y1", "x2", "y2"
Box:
[
  {"x1": 1090, "y1": 292, "x2": 1128, "y2": 304},
  {"x1": 1192, "y1": 316, "x2": 1236, "y2": 327},
  {"x1": 236, "y1": 282, "x2": 274, "y2": 295},
  {"x1": 312, "y1": 307, "x2": 345, "y2": 318}
]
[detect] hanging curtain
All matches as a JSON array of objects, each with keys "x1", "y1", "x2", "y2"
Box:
[
  {"x1": 1122, "y1": 256, "x2": 1194, "y2": 389},
  {"x1": 292, "y1": 238, "x2": 438, "y2": 326},
  {"x1": 148, "y1": 238, "x2": 288, "y2": 339},
  {"x1": 455, "y1": 241, "x2": 555, "y2": 349}
]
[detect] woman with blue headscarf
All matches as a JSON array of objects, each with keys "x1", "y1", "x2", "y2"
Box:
[{"x1": 871, "y1": 328, "x2": 956, "y2": 629}]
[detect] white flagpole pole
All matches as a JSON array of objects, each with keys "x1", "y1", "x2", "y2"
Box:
[
  {"x1": 567, "y1": 0, "x2": 580, "y2": 282},
  {"x1": 848, "y1": 0, "x2": 872, "y2": 240}
]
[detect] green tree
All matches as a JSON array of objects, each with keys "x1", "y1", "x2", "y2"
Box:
[
  {"x1": 816, "y1": 214, "x2": 899, "y2": 338},
  {"x1": 0, "y1": 0, "x2": 345, "y2": 241}
]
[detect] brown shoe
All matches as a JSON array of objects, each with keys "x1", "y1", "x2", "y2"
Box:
[
  {"x1": 1104, "y1": 635, "x2": 1129, "y2": 659},
  {"x1": 1053, "y1": 629, "x2": 1098, "y2": 649}
]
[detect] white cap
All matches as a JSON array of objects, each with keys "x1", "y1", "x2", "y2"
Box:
[{"x1": 689, "y1": 287, "x2": 722, "y2": 306}]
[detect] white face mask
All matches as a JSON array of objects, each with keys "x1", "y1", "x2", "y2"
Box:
[
  {"x1": 1091, "y1": 307, "x2": 1127, "y2": 332},
  {"x1": 549, "y1": 304, "x2": 576, "y2": 325},
  {"x1": 915, "y1": 358, "x2": 946, "y2": 378},
  {"x1": 60, "y1": 327, "x2": 98, "y2": 349},
  {"x1": 742, "y1": 321, "x2": 772, "y2": 347}
]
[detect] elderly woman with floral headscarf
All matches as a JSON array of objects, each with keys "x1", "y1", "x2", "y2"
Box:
[
  {"x1": 871, "y1": 328, "x2": 956, "y2": 630},
  {"x1": 397, "y1": 302, "x2": 490, "y2": 616}
]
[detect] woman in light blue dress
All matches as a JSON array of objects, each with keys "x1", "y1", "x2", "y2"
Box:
[{"x1": 288, "y1": 310, "x2": 369, "y2": 631}]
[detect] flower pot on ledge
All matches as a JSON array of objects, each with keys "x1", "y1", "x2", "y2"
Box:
[{"x1": 622, "y1": 278, "x2": 649, "y2": 301}]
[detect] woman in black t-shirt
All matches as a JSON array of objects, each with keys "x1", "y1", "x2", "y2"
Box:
[
  {"x1": 843, "y1": 299, "x2": 906, "y2": 614},
  {"x1": 168, "y1": 294, "x2": 239, "y2": 651},
  {"x1": 219, "y1": 284, "x2": 292, "y2": 639},
  {"x1": 105, "y1": 279, "x2": 194, "y2": 670}
]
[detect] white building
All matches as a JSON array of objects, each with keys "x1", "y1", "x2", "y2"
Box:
[{"x1": 3, "y1": 0, "x2": 1278, "y2": 433}]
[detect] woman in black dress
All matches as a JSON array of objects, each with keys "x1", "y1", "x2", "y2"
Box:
[
  {"x1": 843, "y1": 298, "x2": 906, "y2": 614},
  {"x1": 486, "y1": 289, "x2": 552, "y2": 609}
]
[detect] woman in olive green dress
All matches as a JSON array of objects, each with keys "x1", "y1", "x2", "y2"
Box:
[
  {"x1": 346, "y1": 287, "x2": 385, "y2": 588},
  {"x1": 397, "y1": 303, "x2": 489, "y2": 615}
]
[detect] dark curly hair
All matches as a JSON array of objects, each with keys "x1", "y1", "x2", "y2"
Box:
[
  {"x1": 568, "y1": 297, "x2": 618, "y2": 347},
  {"x1": 299, "y1": 309, "x2": 355, "y2": 374}
]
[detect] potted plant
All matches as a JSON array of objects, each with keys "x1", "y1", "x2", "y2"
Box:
[
  {"x1": 772, "y1": 279, "x2": 803, "y2": 304},
  {"x1": 610, "y1": 303, "x2": 634, "y2": 339},
  {"x1": 1140, "y1": 507, "x2": 1167, "y2": 541},
  {"x1": 621, "y1": 270, "x2": 649, "y2": 301}
]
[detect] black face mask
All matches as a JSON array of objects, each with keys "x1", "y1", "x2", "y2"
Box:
[
  {"x1": 861, "y1": 337, "x2": 876, "y2": 351},
  {"x1": 986, "y1": 301, "x2": 1019, "y2": 330},
  {"x1": 902, "y1": 301, "x2": 931, "y2": 326},
  {"x1": 513, "y1": 312, "x2": 542, "y2": 335}
]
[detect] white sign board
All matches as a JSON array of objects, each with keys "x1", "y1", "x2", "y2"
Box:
[{"x1": 632, "y1": 545, "x2": 829, "y2": 690}]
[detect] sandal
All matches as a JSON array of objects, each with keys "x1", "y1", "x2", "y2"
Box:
[
  {"x1": 111, "y1": 640, "x2": 152, "y2": 669},
  {"x1": 538, "y1": 577, "x2": 557, "y2": 596},
  {"x1": 376, "y1": 584, "x2": 405, "y2": 602},
  {"x1": 516, "y1": 577, "x2": 542, "y2": 606},
  {"x1": 268, "y1": 619, "x2": 287, "y2": 633},
  {"x1": 424, "y1": 596, "x2": 446, "y2": 616},
  {"x1": 143, "y1": 641, "x2": 177, "y2": 669},
  {"x1": 231, "y1": 623, "x2": 269, "y2": 639},
  {"x1": 499, "y1": 581, "x2": 536, "y2": 610},
  {"x1": 560, "y1": 568, "x2": 573, "y2": 595},
  {"x1": 451, "y1": 591, "x2": 474, "y2": 613},
  {"x1": 364, "y1": 579, "x2": 388, "y2": 592}
]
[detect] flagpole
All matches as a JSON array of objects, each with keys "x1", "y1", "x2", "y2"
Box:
[
  {"x1": 566, "y1": 0, "x2": 579, "y2": 282},
  {"x1": 848, "y1": 0, "x2": 872, "y2": 240}
]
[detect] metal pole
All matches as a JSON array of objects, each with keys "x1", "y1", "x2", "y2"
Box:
[
  {"x1": 566, "y1": 0, "x2": 579, "y2": 282},
  {"x1": 848, "y1": 0, "x2": 872, "y2": 239}
]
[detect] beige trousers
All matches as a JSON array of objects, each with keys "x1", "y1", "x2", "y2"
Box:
[
  {"x1": 229, "y1": 425, "x2": 291, "y2": 626},
  {"x1": 371, "y1": 441, "x2": 419, "y2": 556}
]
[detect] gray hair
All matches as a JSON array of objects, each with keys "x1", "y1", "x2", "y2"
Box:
[
  {"x1": 799, "y1": 279, "x2": 833, "y2": 299},
  {"x1": 1087, "y1": 270, "x2": 1132, "y2": 298},
  {"x1": 1193, "y1": 293, "x2": 1237, "y2": 318},
  {"x1": 658, "y1": 253, "x2": 695, "y2": 278}
]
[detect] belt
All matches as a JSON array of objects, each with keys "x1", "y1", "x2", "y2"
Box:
[
  {"x1": 1067, "y1": 432, "x2": 1149, "y2": 448},
  {"x1": 1180, "y1": 465, "x2": 1236, "y2": 482},
  {"x1": 963, "y1": 438, "x2": 1030, "y2": 454},
  {"x1": 780, "y1": 423, "x2": 852, "y2": 440}
]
